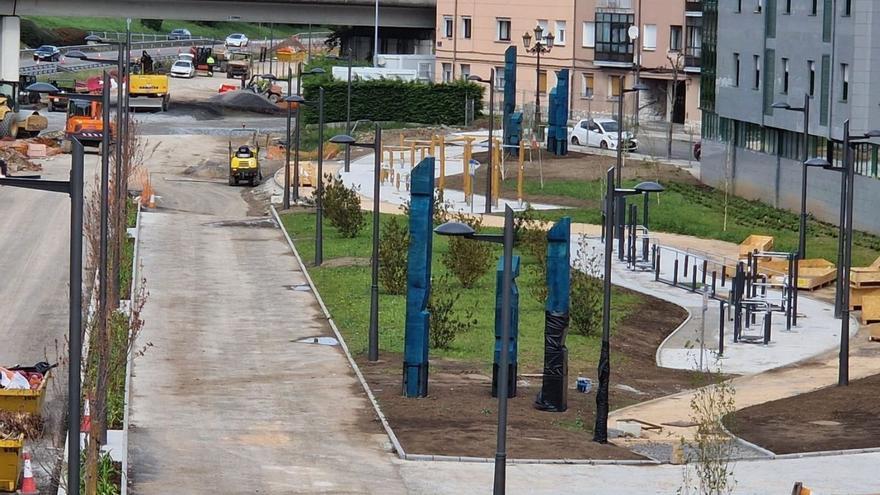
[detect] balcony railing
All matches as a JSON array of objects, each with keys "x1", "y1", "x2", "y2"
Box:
[
  {"x1": 685, "y1": 46, "x2": 702, "y2": 70},
  {"x1": 685, "y1": 0, "x2": 703, "y2": 13}
]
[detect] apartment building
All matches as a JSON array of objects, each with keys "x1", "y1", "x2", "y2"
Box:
[
  {"x1": 434, "y1": 0, "x2": 703, "y2": 128},
  {"x1": 699, "y1": 0, "x2": 880, "y2": 234}
]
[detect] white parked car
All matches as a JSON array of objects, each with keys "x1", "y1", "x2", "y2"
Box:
[
  {"x1": 569, "y1": 117, "x2": 638, "y2": 151},
  {"x1": 225, "y1": 33, "x2": 249, "y2": 47},
  {"x1": 169, "y1": 60, "x2": 196, "y2": 78}
]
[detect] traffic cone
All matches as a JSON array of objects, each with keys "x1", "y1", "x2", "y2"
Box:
[
  {"x1": 17, "y1": 452, "x2": 39, "y2": 494},
  {"x1": 80, "y1": 398, "x2": 91, "y2": 433}
]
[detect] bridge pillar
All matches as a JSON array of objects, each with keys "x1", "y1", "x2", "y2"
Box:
[{"x1": 0, "y1": 16, "x2": 20, "y2": 82}]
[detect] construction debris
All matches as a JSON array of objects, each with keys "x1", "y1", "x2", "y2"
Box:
[{"x1": 0, "y1": 135, "x2": 63, "y2": 172}]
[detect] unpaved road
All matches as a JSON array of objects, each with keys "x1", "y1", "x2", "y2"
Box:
[{"x1": 127, "y1": 135, "x2": 407, "y2": 494}]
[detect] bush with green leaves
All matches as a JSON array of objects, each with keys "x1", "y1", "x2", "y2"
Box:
[
  {"x1": 516, "y1": 205, "x2": 550, "y2": 304},
  {"x1": 569, "y1": 235, "x2": 604, "y2": 337},
  {"x1": 441, "y1": 213, "x2": 494, "y2": 288},
  {"x1": 319, "y1": 174, "x2": 365, "y2": 238},
  {"x1": 428, "y1": 275, "x2": 477, "y2": 349},
  {"x1": 379, "y1": 216, "x2": 409, "y2": 294},
  {"x1": 301, "y1": 79, "x2": 483, "y2": 125}
]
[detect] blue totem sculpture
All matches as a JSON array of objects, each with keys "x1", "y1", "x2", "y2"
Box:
[
  {"x1": 546, "y1": 69, "x2": 570, "y2": 156},
  {"x1": 502, "y1": 46, "x2": 518, "y2": 149},
  {"x1": 534, "y1": 218, "x2": 572, "y2": 412},
  {"x1": 492, "y1": 255, "x2": 521, "y2": 398},
  {"x1": 403, "y1": 157, "x2": 435, "y2": 398}
]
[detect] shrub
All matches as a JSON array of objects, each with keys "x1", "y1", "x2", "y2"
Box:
[
  {"x1": 140, "y1": 19, "x2": 163, "y2": 31},
  {"x1": 428, "y1": 275, "x2": 477, "y2": 349},
  {"x1": 301, "y1": 79, "x2": 483, "y2": 125},
  {"x1": 569, "y1": 235, "x2": 604, "y2": 337},
  {"x1": 319, "y1": 174, "x2": 365, "y2": 238},
  {"x1": 516, "y1": 205, "x2": 549, "y2": 304},
  {"x1": 379, "y1": 216, "x2": 409, "y2": 294},
  {"x1": 441, "y1": 213, "x2": 494, "y2": 288}
]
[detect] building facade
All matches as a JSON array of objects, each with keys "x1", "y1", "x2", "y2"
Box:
[
  {"x1": 699, "y1": 0, "x2": 880, "y2": 234},
  {"x1": 434, "y1": 0, "x2": 704, "y2": 131}
]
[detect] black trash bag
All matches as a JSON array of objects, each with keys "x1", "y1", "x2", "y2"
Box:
[{"x1": 534, "y1": 311, "x2": 570, "y2": 412}]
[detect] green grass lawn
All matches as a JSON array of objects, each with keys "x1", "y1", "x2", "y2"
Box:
[
  {"x1": 509, "y1": 178, "x2": 880, "y2": 267},
  {"x1": 280, "y1": 210, "x2": 639, "y2": 371},
  {"x1": 26, "y1": 17, "x2": 315, "y2": 41}
]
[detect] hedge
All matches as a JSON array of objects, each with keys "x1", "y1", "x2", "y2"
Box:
[{"x1": 300, "y1": 79, "x2": 483, "y2": 126}]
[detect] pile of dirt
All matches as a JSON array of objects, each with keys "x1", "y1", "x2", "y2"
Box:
[
  {"x1": 729, "y1": 371, "x2": 880, "y2": 454},
  {"x1": 358, "y1": 288, "x2": 696, "y2": 459},
  {"x1": 207, "y1": 90, "x2": 282, "y2": 115},
  {"x1": 0, "y1": 137, "x2": 56, "y2": 173}
]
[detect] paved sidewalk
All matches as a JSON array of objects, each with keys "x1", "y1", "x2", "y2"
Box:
[{"x1": 129, "y1": 204, "x2": 406, "y2": 494}]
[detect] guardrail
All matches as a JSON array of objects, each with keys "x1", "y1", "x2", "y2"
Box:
[
  {"x1": 21, "y1": 53, "x2": 182, "y2": 77},
  {"x1": 21, "y1": 38, "x2": 217, "y2": 60}
]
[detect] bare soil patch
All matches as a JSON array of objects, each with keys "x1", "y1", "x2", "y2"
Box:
[
  {"x1": 728, "y1": 372, "x2": 880, "y2": 454},
  {"x1": 357, "y1": 289, "x2": 698, "y2": 459},
  {"x1": 444, "y1": 151, "x2": 698, "y2": 208}
]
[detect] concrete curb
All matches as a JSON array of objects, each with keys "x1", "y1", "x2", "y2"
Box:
[
  {"x1": 654, "y1": 304, "x2": 695, "y2": 369},
  {"x1": 402, "y1": 453, "x2": 660, "y2": 465},
  {"x1": 269, "y1": 205, "x2": 408, "y2": 460},
  {"x1": 120, "y1": 201, "x2": 144, "y2": 495}
]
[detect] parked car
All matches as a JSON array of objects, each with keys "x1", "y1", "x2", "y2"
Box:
[
  {"x1": 167, "y1": 28, "x2": 192, "y2": 40},
  {"x1": 569, "y1": 117, "x2": 638, "y2": 151},
  {"x1": 225, "y1": 33, "x2": 249, "y2": 47},
  {"x1": 169, "y1": 60, "x2": 196, "y2": 78},
  {"x1": 33, "y1": 45, "x2": 61, "y2": 62}
]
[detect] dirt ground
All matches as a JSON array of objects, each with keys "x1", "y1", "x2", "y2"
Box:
[
  {"x1": 729, "y1": 372, "x2": 880, "y2": 454},
  {"x1": 358, "y1": 289, "x2": 696, "y2": 459},
  {"x1": 444, "y1": 150, "x2": 698, "y2": 209}
]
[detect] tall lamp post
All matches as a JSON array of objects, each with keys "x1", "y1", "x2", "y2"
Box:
[
  {"x1": 522, "y1": 25, "x2": 554, "y2": 142},
  {"x1": 595, "y1": 170, "x2": 663, "y2": 443},
  {"x1": 283, "y1": 68, "x2": 325, "y2": 205},
  {"x1": 1, "y1": 138, "x2": 86, "y2": 495},
  {"x1": 613, "y1": 83, "x2": 650, "y2": 260},
  {"x1": 286, "y1": 89, "x2": 326, "y2": 266},
  {"x1": 435, "y1": 205, "x2": 516, "y2": 495},
  {"x1": 327, "y1": 49, "x2": 355, "y2": 172},
  {"x1": 805, "y1": 124, "x2": 880, "y2": 386},
  {"x1": 468, "y1": 71, "x2": 496, "y2": 214},
  {"x1": 330, "y1": 124, "x2": 383, "y2": 361}
]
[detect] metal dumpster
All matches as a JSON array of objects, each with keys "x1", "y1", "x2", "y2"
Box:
[
  {"x1": 0, "y1": 433, "x2": 23, "y2": 492},
  {"x1": 0, "y1": 370, "x2": 50, "y2": 415}
]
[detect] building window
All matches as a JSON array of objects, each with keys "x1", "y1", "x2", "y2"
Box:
[
  {"x1": 595, "y1": 12, "x2": 635, "y2": 63},
  {"x1": 841, "y1": 63, "x2": 849, "y2": 101},
  {"x1": 461, "y1": 17, "x2": 472, "y2": 39},
  {"x1": 460, "y1": 64, "x2": 470, "y2": 80},
  {"x1": 582, "y1": 73, "x2": 594, "y2": 98},
  {"x1": 538, "y1": 70, "x2": 548, "y2": 94},
  {"x1": 808, "y1": 60, "x2": 816, "y2": 96},
  {"x1": 845, "y1": 0, "x2": 851, "y2": 15},
  {"x1": 643, "y1": 24, "x2": 657, "y2": 51},
  {"x1": 670, "y1": 25, "x2": 683, "y2": 51},
  {"x1": 784, "y1": 0, "x2": 791, "y2": 13},
  {"x1": 782, "y1": 58, "x2": 789, "y2": 94},
  {"x1": 442, "y1": 63, "x2": 452, "y2": 83},
  {"x1": 754, "y1": 54, "x2": 760, "y2": 89},
  {"x1": 582, "y1": 21, "x2": 595, "y2": 47},
  {"x1": 555, "y1": 21, "x2": 566, "y2": 45},
  {"x1": 537, "y1": 19, "x2": 549, "y2": 34},
  {"x1": 610, "y1": 75, "x2": 624, "y2": 98},
  {"x1": 685, "y1": 17, "x2": 702, "y2": 67},
  {"x1": 811, "y1": 0, "x2": 817, "y2": 15},
  {"x1": 496, "y1": 18, "x2": 511, "y2": 41},
  {"x1": 736, "y1": 0, "x2": 742, "y2": 12},
  {"x1": 443, "y1": 16, "x2": 453, "y2": 38},
  {"x1": 495, "y1": 67, "x2": 505, "y2": 90},
  {"x1": 755, "y1": 0, "x2": 763, "y2": 13},
  {"x1": 734, "y1": 53, "x2": 740, "y2": 87}
]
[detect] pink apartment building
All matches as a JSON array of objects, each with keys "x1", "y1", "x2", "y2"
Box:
[{"x1": 435, "y1": 0, "x2": 703, "y2": 130}]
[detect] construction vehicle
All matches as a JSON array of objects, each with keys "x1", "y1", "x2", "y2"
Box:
[
  {"x1": 0, "y1": 81, "x2": 48, "y2": 139},
  {"x1": 244, "y1": 74, "x2": 283, "y2": 103},
  {"x1": 17, "y1": 75, "x2": 40, "y2": 105},
  {"x1": 129, "y1": 57, "x2": 171, "y2": 111},
  {"x1": 63, "y1": 98, "x2": 110, "y2": 150},
  {"x1": 225, "y1": 51, "x2": 252, "y2": 80},
  {"x1": 228, "y1": 129, "x2": 262, "y2": 186},
  {"x1": 190, "y1": 46, "x2": 215, "y2": 77}
]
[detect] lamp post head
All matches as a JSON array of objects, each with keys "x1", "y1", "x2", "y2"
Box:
[
  {"x1": 434, "y1": 221, "x2": 476, "y2": 237},
  {"x1": 804, "y1": 157, "x2": 831, "y2": 168},
  {"x1": 66, "y1": 50, "x2": 87, "y2": 60},
  {"x1": 771, "y1": 101, "x2": 792, "y2": 110},
  {"x1": 862, "y1": 129, "x2": 880, "y2": 138},
  {"x1": 84, "y1": 34, "x2": 103, "y2": 43},
  {"x1": 284, "y1": 94, "x2": 305, "y2": 104},
  {"x1": 304, "y1": 67, "x2": 327, "y2": 76},
  {"x1": 467, "y1": 75, "x2": 487, "y2": 83},
  {"x1": 545, "y1": 32, "x2": 555, "y2": 49},
  {"x1": 634, "y1": 181, "x2": 665, "y2": 193},
  {"x1": 533, "y1": 24, "x2": 544, "y2": 41},
  {"x1": 329, "y1": 134, "x2": 357, "y2": 145},
  {"x1": 25, "y1": 82, "x2": 61, "y2": 94},
  {"x1": 628, "y1": 82, "x2": 650, "y2": 92},
  {"x1": 522, "y1": 31, "x2": 532, "y2": 49}
]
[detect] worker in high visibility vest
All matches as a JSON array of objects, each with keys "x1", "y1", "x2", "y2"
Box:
[{"x1": 206, "y1": 55, "x2": 215, "y2": 76}]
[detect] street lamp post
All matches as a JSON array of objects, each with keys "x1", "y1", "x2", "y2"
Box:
[
  {"x1": 468, "y1": 71, "x2": 496, "y2": 214},
  {"x1": 522, "y1": 25, "x2": 554, "y2": 142},
  {"x1": 1, "y1": 138, "x2": 86, "y2": 495},
  {"x1": 330, "y1": 124, "x2": 383, "y2": 361},
  {"x1": 435, "y1": 205, "x2": 516, "y2": 495},
  {"x1": 595, "y1": 171, "x2": 663, "y2": 443},
  {"x1": 283, "y1": 68, "x2": 325, "y2": 205},
  {"x1": 613, "y1": 84, "x2": 650, "y2": 260},
  {"x1": 286, "y1": 89, "x2": 326, "y2": 266}
]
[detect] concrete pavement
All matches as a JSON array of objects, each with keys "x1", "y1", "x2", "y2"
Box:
[{"x1": 127, "y1": 136, "x2": 407, "y2": 494}]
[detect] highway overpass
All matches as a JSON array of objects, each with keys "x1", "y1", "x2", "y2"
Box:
[{"x1": 0, "y1": 0, "x2": 435, "y2": 28}]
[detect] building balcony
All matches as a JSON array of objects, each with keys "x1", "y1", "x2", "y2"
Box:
[
  {"x1": 595, "y1": 46, "x2": 634, "y2": 67},
  {"x1": 685, "y1": 0, "x2": 703, "y2": 15},
  {"x1": 684, "y1": 48, "x2": 701, "y2": 73}
]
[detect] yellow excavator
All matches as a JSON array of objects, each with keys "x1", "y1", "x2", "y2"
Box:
[
  {"x1": 0, "y1": 80, "x2": 48, "y2": 138},
  {"x1": 228, "y1": 129, "x2": 262, "y2": 186}
]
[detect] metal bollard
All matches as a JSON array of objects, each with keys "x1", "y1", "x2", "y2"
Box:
[
  {"x1": 692, "y1": 265, "x2": 698, "y2": 292},
  {"x1": 711, "y1": 270, "x2": 717, "y2": 297},
  {"x1": 654, "y1": 247, "x2": 661, "y2": 281},
  {"x1": 702, "y1": 260, "x2": 708, "y2": 286},
  {"x1": 721, "y1": 265, "x2": 727, "y2": 287},
  {"x1": 718, "y1": 301, "x2": 726, "y2": 356},
  {"x1": 673, "y1": 259, "x2": 679, "y2": 287},
  {"x1": 684, "y1": 255, "x2": 689, "y2": 277}
]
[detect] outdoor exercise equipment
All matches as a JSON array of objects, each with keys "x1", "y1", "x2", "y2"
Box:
[
  {"x1": 402, "y1": 157, "x2": 435, "y2": 398},
  {"x1": 493, "y1": 254, "x2": 521, "y2": 398},
  {"x1": 534, "y1": 218, "x2": 571, "y2": 412}
]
